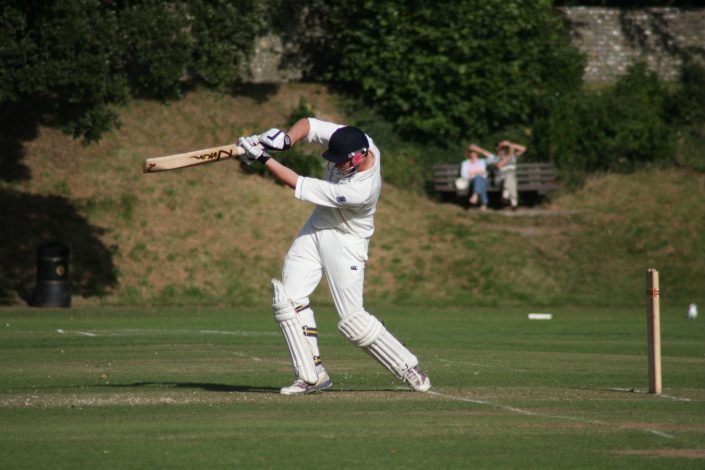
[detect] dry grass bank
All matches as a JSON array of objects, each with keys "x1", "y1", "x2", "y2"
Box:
[{"x1": 2, "y1": 84, "x2": 703, "y2": 308}]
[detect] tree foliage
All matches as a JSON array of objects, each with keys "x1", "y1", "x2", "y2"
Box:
[
  {"x1": 306, "y1": 0, "x2": 584, "y2": 144},
  {"x1": 532, "y1": 60, "x2": 705, "y2": 177},
  {"x1": 1, "y1": 1, "x2": 126, "y2": 141},
  {"x1": 2, "y1": 0, "x2": 702, "y2": 178},
  {"x1": 0, "y1": 0, "x2": 264, "y2": 142}
]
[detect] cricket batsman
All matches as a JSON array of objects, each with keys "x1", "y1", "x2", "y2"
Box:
[{"x1": 238, "y1": 118, "x2": 432, "y2": 395}]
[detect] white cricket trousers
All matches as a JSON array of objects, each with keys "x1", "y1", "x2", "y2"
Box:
[{"x1": 282, "y1": 220, "x2": 369, "y2": 319}]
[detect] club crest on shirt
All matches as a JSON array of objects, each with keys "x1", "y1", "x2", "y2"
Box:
[
  {"x1": 350, "y1": 266, "x2": 358, "y2": 271},
  {"x1": 336, "y1": 196, "x2": 347, "y2": 203}
]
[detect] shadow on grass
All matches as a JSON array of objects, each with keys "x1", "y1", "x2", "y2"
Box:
[
  {"x1": 229, "y1": 83, "x2": 279, "y2": 103},
  {"x1": 107, "y1": 382, "x2": 281, "y2": 394},
  {"x1": 0, "y1": 190, "x2": 118, "y2": 305},
  {"x1": 0, "y1": 103, "x2": 37, "y2": 183},
  {"x1": 103, "y1": 381, "x2": 406, "y2": 394}
]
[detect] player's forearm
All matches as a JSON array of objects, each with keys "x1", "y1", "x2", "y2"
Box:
[
  {"x1": 286, "y1": 118, "x2": 311, "y2": 146},
  {"x1": 264, "y1": 158, "x2": 299, "y2": 189}
]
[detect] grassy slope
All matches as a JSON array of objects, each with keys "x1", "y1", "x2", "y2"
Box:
[{"x1": 1, "y1": 84, "x2": 703, "y2": 309}]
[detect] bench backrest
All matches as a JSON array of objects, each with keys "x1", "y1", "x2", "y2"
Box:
[{"x1": 432, "y1": 162, "x2": 559, "y2": 195}]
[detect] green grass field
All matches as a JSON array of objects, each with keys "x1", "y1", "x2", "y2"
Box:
[{"x1": 1, "y1": 304, "x2": 702, "y2": 469}]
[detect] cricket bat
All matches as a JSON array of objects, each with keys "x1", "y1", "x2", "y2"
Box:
[{"x1": 143, "y1": 143, "x2": 263, "y2": 173}]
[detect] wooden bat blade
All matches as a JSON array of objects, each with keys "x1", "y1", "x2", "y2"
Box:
[{"x1": 143, "y1": 143, "x2": 255, "y2": 173}]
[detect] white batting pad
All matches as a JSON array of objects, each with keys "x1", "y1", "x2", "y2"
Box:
[
  {"x1": 338, "y1": 311, "x2": 418, "y2": 379},
  {"x1": 272, "y1": 279, "x2": 318, "y2": 385}
]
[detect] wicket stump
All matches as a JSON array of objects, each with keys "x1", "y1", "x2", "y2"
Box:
[{"x1": 646, "y1": 269, "x2": 662, "y2": 394}]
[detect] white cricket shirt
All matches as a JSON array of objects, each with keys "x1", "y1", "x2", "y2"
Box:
[{"x1": 294, "y1": 118, "x2": 382, "y2": 239}]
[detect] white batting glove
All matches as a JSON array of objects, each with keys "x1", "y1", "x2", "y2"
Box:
[
  {"x1": 258, "y1": 128, "x2": 291, "y2": 151},
  {"x1": 238, "y1": 136, "x2": 270, "y2": 165}
]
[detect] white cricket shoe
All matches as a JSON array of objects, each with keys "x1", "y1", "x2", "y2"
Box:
[
  {"x1": 403, "y1": 366, "x2": 431, "y2": 392},
  {"x1": 280, "y1": 372, "x2": 333, "y2": 396}
]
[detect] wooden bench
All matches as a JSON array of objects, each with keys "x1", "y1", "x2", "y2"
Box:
[{"x1": 432, "y1": 162, "x2": 559, "y2": 198}]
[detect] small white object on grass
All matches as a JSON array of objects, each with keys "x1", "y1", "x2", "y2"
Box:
[
  {"x1": 687, "y1": 303, "x2": 698, "y2": 320},
  {"x1": 56, "y1": 329, "x2": 65, "y2": 334},
  {"x1": 528, "y1": 313, "x2": 553, "y2": 320}
]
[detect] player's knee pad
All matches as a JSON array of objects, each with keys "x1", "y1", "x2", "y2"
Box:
[
  {"x1": 337, "y1": 311, "x2": 418, "y2": 379},
  {"x1": 271, "y1": 279, "x2": 318, "y2": 384}
]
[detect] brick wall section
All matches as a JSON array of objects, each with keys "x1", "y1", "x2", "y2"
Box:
[
  {"x1": 247, "y1": 7, "x2": 705, "y2": 84},
  {"x1": 558, "y1": 7, "x2": 705, "y2": 83}
]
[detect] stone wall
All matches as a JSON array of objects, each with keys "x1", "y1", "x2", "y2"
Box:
[
  {"x1": 558, "y1": 7, "x2": 705, "y2": 83},
  {"x1": 247, "y1": 7, "x2": 705, "y2": 84}
]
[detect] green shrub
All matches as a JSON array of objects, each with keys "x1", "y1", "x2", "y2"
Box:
[
  {"x1": 531, "y1": 62, "x2": 702, "y2": 178},
  {"x1": 188, "y1": 0, "x2": 264, "y2": 89},
  {"x1": 310, "y1": 0, "x2": 583, "y2": 145},
  {"x1": 287, "y1": 97, "x2": 316, "y2": 127},
  {"x1": 0, "y1": 0, "x2": 266, "y2": 142},
  {"x1": 670, "y1": 59, "x2": 705, "y2": 127},
  {"x1": 118, "y1": 2, "x2": 193, "y2": 100},
  {"x1": 1, "y1": 0, "x2": 127, "y2": 141},
  {"x1": 602, "y1": 63, "x2": 674, "y2": 170},
  {"x1": 668, "y1": 59, "x2": 705, "y2": 171}
]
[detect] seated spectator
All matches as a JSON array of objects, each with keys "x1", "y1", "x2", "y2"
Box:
[
  {"x1": 473, "y1": 140, "x2": 526, "y2": 210},
  {"x1": 460, "y1": 144, "x2": 488, "y2": 211}
]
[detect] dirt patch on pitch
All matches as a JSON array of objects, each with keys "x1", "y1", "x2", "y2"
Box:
[
  {"x1": 616, "y1": 449, "x2": 705, "y2": 459},
  {"x1": 0, "y1": 388, "x2": 438, "y2": 408},
  {"x1": 0, "y1": 390, "x2": 276, "y2": 408},
  {"x1": 619, "y1": 422, "x2": 705, "y2": 432}
]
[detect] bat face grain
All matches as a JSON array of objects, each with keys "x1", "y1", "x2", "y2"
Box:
[{"x1": 143, "y1": 143, "x2": 259, "y2": 173}]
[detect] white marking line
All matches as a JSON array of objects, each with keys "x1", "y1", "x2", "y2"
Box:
[
  {"x1": 645, "y1": 429, "x2": 676, "y2": 439},
  {"x1": 609, "y1": 388, "x2": 692, "y2": 402},
  {"x1": 426, "y1": 390, "x2": 675, "y2": 440},
  {"x1": 55, "y1": 328, "x2": 278, "y2": 339},
  {"x1": 55, "y1": 329, "x2": 97, "y2": 337},
  {"x1": 198, "y1": 329, "x2": 278, "y2": 337},
  {"x1": 113, "y1": 328, "x2": 278, "y2": 337},
  {"x1": 436, "y1": 358, "x2": 529, "y2": 373}
]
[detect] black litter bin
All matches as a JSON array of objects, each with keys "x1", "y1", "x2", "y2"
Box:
[{"x1": 34, "y1": 242, "x2": 71, "y2": 307}]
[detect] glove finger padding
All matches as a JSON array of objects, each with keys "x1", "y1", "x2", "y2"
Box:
[
  {"x1": 259, "y1": 128, "x2": 291, "y2": 151},
  {"x1": 237, "y1": 136, "x2": 269, "y2": 165}
]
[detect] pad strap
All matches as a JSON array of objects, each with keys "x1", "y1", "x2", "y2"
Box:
[
  {"x1": 272, "y1": 279, "x2": 318, "y2": 385},
  {"x1": 338, "y1": 311, "x2": 418, "y2": 379}
]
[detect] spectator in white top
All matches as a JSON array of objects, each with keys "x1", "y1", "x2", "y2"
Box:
[{"x1": 460, "y1": 144, "x2": 489, "y2": 211}]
